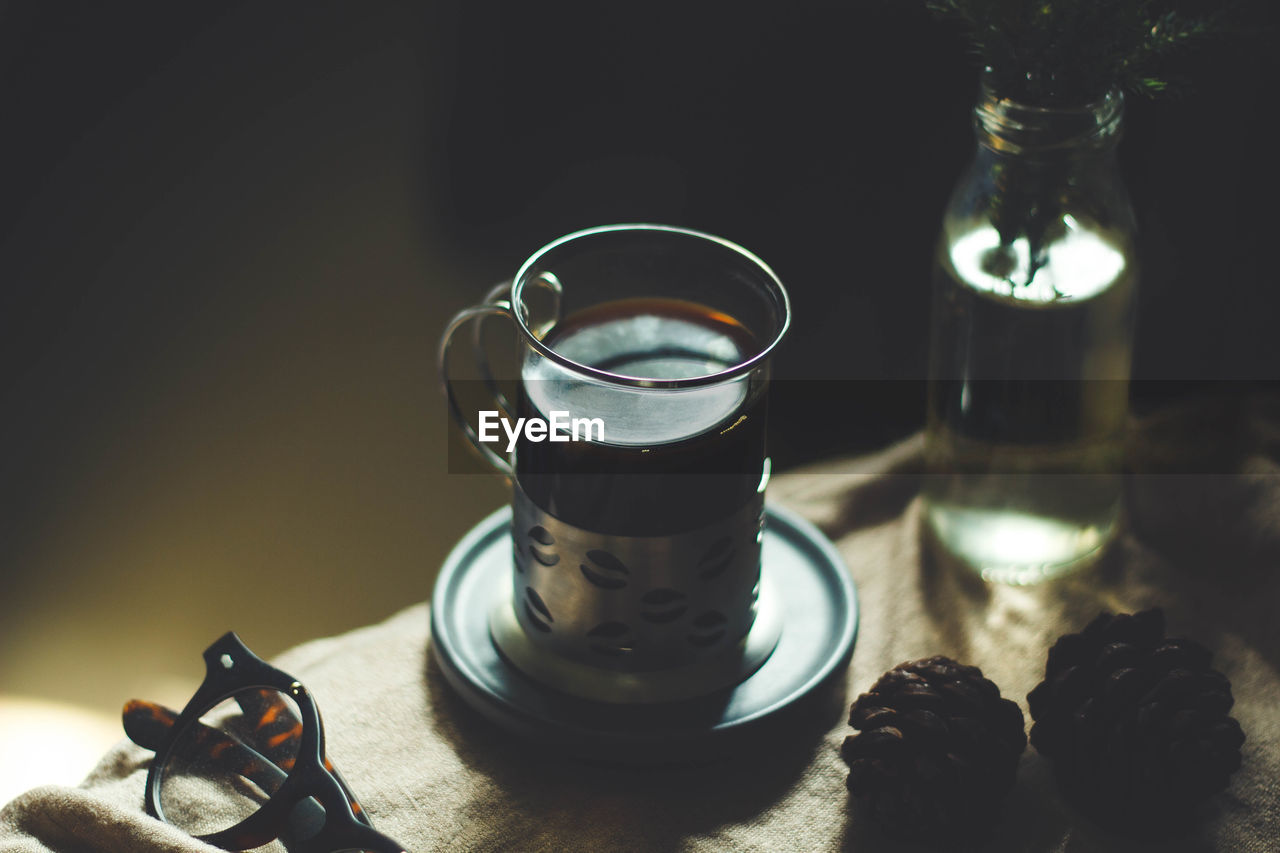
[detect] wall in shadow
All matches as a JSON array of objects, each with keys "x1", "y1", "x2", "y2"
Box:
[{"x1": 0, "y1": 0, "x2": 1274, "y2": 716}]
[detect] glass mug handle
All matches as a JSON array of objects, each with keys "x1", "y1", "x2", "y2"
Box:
[{"x1": 438, "y1": 276, "x2": 563, "y2": 478}]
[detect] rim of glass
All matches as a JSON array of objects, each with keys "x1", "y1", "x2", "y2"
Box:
[{"x1": 510, "y1": 223, "x2": 791, "y2": 390}]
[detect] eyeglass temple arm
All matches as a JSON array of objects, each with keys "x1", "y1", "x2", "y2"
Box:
[
  {"x1": 125, "y1": 696, "x2": 374, "y2": 828},
  {"x1": 124, "y1": 699, "x2": 288, "y2": 783},
  {"x1": 229, "y1": 689, "x2": 373, "y2": 828}
]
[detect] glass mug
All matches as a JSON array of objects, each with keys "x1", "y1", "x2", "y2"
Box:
[{"x1": 440, "y1": 224, "x2": 790, "y2": 703}]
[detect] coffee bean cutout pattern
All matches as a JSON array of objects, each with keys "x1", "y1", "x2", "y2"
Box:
[
  {"x1": 697, "y1": 536, "x2": 735, "y2": 581},
  {"x1": 640, "y1": 588, "x2": 688, "y2": 624},
  {"x1": 523, "y1": 586, "x2": 553, "y2": 632},
  {"x1": 527, "y1": 525, "x2": 559, "y2": 567},
  {"x1": 580, "y1": 549, "x2": 629, "y2": 590},
  {"x1": 586, "y1": 621, "x2": 634, "y2": 657},
  {"x1": 687, "y1": 610, "x2": 727, "y2": 647}
]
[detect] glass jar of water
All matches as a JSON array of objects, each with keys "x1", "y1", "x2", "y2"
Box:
[{"x1": 923, "y1": 82, "x2": 1138, "y2": 584}]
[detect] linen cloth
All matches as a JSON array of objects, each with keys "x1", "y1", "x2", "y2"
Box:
[{"x1": 3, "y1": 397, "x2": 1278, "y2": 852}]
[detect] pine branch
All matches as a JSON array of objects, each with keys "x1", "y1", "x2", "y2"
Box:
[{"x1": 926, "y1": 0, "x2": 1231, "y2": 104}]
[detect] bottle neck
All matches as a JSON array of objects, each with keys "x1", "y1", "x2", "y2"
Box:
[{"x1": 975, "y1": 83, "x2": 1123, "y2": 157}]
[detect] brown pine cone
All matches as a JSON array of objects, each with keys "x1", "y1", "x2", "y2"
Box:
[
  {"x1": 842, "y1": 656, "x2": 1027, "y2": 844},
  {"x1": 1027, "y1": 608, "x2": 1246, "y2": 833}
]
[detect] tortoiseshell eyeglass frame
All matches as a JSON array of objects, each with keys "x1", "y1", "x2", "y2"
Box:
[{"x1": 141, "y1": 631, "x2": 407, "y2": 853}]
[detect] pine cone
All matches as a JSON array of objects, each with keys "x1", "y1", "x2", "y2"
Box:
[
  {"x1": 842, "y1": 656, "x2": 1026, "y2": 844},
  {"x1": 1028, "y1": 608, "x2": 1246, "y2": 833}
]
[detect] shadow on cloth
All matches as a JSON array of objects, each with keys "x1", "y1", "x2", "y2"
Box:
[
  {"x1": 1124, "y1": 394, "x2": 1280, "y2": 676},
  {"x1": 422, "y1": 652, "x2": 848, "y2": 851}
]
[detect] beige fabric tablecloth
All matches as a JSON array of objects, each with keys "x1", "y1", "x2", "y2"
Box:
[{"x1": 4, "y1": 398, "x2": 1279, "y2": 852}]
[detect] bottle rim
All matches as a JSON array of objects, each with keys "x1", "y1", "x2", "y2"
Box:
[{"x1": 975, "y1": 73, "x2": 1124, "y2": 154}]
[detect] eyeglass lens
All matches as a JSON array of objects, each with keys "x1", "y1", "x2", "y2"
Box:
[{"x1": 158, "y1": 687, "x2": 313, "y2": 839}]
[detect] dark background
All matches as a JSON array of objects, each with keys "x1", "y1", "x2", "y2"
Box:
[{"x1": 0, "y1": 1, "x2": 1275, "y2": 715}]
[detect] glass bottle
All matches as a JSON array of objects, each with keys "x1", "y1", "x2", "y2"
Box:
[{"x1": 923, "y1": 81, "x2": 1138, "y2": 584}]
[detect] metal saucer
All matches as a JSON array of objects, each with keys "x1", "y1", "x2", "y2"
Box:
[{"x1": 429, "y1": 503, "x2": 858, "y2": 763}]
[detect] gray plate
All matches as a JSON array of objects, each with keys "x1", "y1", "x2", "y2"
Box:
[{"x1": 429, "y1": 503, "x2": 858, "y2": 763}]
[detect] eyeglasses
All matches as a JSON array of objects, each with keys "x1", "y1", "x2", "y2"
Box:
[{"x1": 123, "y1": 632, "x2": 407, "y2": 853}]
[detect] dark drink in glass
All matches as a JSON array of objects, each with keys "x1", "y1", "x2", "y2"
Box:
[{"x1": 516, "y1": 296, "x2": 768, "y2": 536}]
